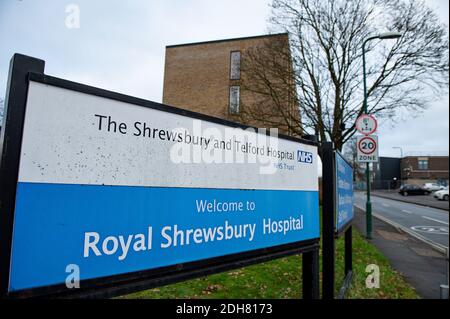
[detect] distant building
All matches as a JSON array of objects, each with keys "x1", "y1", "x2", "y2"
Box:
[
  {"x1": 162, "y1": 34, "x2": 300, "y2": 136},
  {"x1": 373, "y1": 157, "x2": 401, "y2": 190},
  {"x1": 369, "y1": 155, "x2": 449, "y2": 190},
  {"x1": 401, "y1": 156, "x2": 449, "y2": 186}
]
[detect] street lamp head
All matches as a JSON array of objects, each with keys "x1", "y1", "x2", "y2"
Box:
[
  {"x1": 393, "y1": 146, "x2": 404, "y2": 159},
  {"x1": 364, "y1": 32, "x2": 402, "y2": 45},
  {"x1": 378, "y1": 32, "x2": 402, "y2": 40}
]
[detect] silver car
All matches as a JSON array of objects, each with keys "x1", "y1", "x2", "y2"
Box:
[{"x1": 434, "y1": 188, "x2": 449, "y2": 201}]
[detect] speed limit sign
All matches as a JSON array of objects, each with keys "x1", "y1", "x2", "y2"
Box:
[{"x1": 357, "y1": 135, "x2": 379, "y2": 163}]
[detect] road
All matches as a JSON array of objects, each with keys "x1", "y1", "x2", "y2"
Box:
[{"x1": 354, "y1": 192, "x2": 449, "y2": 250}]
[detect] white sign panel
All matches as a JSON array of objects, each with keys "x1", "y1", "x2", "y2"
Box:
[
  {"x1": 357, "y1": 135, "x2": 379, "y2": 163},
  {"x1": 19, "y1": 81, "x2": 319, "y2": 191}
]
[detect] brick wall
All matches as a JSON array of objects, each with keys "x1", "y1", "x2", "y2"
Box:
[
  {"x1": 401, "y1": 156, "x2": 449, "y2": 181},
  {"x1": 162, "y1": 34, "x2": 300, "y2": 135}
]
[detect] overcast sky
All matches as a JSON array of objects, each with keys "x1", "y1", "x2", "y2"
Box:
[{"x1": 0, "y1": 0, "x2": 448, "y2": 158}]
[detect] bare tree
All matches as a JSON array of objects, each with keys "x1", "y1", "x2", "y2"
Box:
[
  {"x1": 241, "y1": 0, "x2": 448, "y2": 150},
  {"x1": 239, "y1": 35, "x2": 302, "y2": 136},
  {"x1": 343, "y1": 136, "x2": 366, "y2": 182}
]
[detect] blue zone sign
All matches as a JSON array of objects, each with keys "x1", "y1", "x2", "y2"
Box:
[
  {"x1": 335, "y1": 153, "x2": 354, "y2": 232},
  {"x1": 7, "y1": 79, "x2": 320, "y2": 293}
]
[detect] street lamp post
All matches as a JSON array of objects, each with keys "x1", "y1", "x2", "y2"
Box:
[
  {"x1": 362, "y1": 32, "x2": 402, "y2": 240},
  {"x1": 393, "y1": 146, "x2": 404, "y2": 187},
  {"x1": 393, "y1": 146, "x2": 404, "y2": 159}
]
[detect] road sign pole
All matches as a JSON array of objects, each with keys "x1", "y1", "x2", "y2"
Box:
[
  {"x1": 362, "y1": 40, "x2": 373, "y2": 240},
  {"x1": 322, "y1": 142, "x2": 335, "y2": 299},
  {"x1": 302, "y1": 248, "x2": 320, "y2": 299},
  {"x1": 360, "y1": 32, "x2": 402, "y2": 238},
  {"x1": 0, "y1": 55, "x2": 45, "y2": 298},
  {"x1": 366, "y1": 163, "x2": 373, "y2": 239}
]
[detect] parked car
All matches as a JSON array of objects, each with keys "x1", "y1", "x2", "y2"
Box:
[
  {"x1": 423, "y1": 183, "x2": 446, "y2": 192},
  {"x1": 434, "y1": 188, "x2": 449, "y2": 201},
  {"x1": 399, "y1": 184, "x2": 431, "y2": 196}
]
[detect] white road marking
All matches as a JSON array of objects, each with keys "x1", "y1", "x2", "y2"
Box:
[
  {"x1": 402, "y1": 210, "x2": 412, "y2": 214},
  {"x1": 354, "y1": 202, "x2": 449, "y2": 250},
  {"x1": 411, "y1": 226, "x2": 449, "y2": 235},
  {"x1": 382, "y1": 203, "x2": 390, "y2": 207},
  {"x1": 422, "y1": 216, "x2": 449, "y2": 225}
]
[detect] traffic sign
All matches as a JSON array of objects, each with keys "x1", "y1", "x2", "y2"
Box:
[
  {"x1": 357, "y1": 135, "x2": 379, "y2": 163},
  {"x1": 356, "y1": 114, "x2": 378, "y2": 135}
]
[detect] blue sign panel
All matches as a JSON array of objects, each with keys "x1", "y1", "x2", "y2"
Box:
[
  {"x1": 10, "y1": 184, "x2": 319, "y2": 291},
  {"x1": 335, "y1": 153, "x2": 354, "y2": 232}
]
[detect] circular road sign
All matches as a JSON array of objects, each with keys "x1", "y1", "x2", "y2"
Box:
[
  {"x1": 357, "y1": 136, "x2": 377, "y2": 155},
  {"x1": 356, "y1": 114, "x2": 378, "y2": 135}
]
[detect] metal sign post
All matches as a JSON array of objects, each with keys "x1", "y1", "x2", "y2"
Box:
[
  {"x1": 322, "y1": 142, "x2": 354, "y2": 299},
  {"x1": 322, "y1": 142, "x2": 336, "y2": 299},
  {"x1": 0, "y1": 54, "x2": 45, "y2": 297}
]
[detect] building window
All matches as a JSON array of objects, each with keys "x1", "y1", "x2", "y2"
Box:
[
  {"x1": 230, "y1": 51, "x2": 241, "y2": 80},
  {"x1": 229, "y1": 86, "x2": 240, "y2": 114},
  {"x1": 418, "y1": 158, "x2": 429, "y2": 170}
]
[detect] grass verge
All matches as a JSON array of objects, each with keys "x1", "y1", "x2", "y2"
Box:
[{"x1": 119, "y1": 228, "x2": 419, "y2": 299}]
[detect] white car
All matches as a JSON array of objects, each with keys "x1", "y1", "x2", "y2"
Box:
[
  {"x1": 423, "y1": 183, "x2": 446, "y2": 192},
  {"x1": 434, "y1": 188, "x2": 449, "y2": 201}
]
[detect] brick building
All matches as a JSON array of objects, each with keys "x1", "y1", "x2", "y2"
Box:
[
  {"x1": 401, "y1": 156, "x2": 449, "y2": 185},
  {"x1": 162, "y1": 34, "x2": 300, "y2": 136}
]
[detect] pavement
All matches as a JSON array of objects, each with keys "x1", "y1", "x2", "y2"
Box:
[
  {"x1": 353, "y1": 207, "x2": 447, "y2": 299},
  {"x1": 372, "y1": 190, "x2": 449, "y2": 211},
  {"x1": 355, "y1": 192, "x2": 449, "y2": 250}
]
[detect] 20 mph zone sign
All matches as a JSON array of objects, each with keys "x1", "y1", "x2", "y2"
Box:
[{"x1": 357, "y1": 135, "x2": 379, "y2": 163}]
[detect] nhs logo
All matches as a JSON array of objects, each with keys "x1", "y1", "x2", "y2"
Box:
[{"x1": 298, "y1": 150, "x2": 313, "y2": 164}]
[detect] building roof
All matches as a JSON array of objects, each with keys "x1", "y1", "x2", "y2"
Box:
[
  {"x1": 166, "y1": 33, "x2": 288, "y2": 49},
  {"x1": 402, "y1": 155, "x2": 449, "y2": 159}
]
